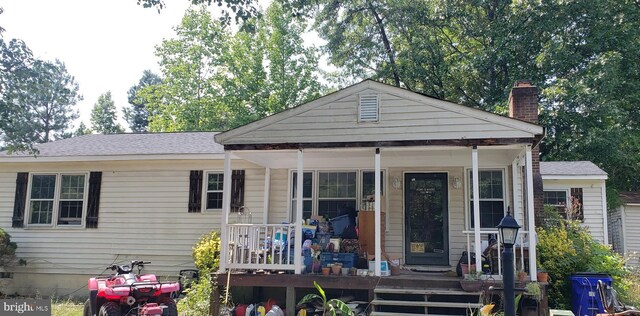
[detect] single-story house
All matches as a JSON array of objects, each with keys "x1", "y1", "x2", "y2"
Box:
[
  {"x1": 0, "y1": 80, "x2": 609, "y2": 302},
  {"x1": 609, "y1": 192, "x2": 640, "y2": 264}
]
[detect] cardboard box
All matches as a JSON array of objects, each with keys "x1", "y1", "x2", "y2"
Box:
[{"x1": 368, "y1": 260, "x2": 390, "y2": 276}]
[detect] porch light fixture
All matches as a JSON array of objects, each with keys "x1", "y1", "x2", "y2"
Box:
[
  {"x1": 497, "y1": 212, "x2": 520, "y2": 246},
  {"x1": 497, "y1": 212, "x2": 521, "y2": 316},
  {"x1": 451, "y1": 177, "x2": 461, "y2": 189},
  {"x1": 392, "y1": 177, "x2": 401, "y2": 190}
]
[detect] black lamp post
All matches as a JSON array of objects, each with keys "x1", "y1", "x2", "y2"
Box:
[{"x1": 497, "y1": 212, "x2": 521, "y2": 316}]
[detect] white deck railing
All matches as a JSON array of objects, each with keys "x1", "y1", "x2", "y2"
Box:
[
  {"x1": 462, "y1": 230, "x2": 531, "y2": 279},
  {"x1": 227, "y1": 223, "x2": 296, "y2": 271}
]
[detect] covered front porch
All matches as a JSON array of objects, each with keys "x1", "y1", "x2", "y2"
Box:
[{"x1": 217, "y1": 143, "x2": 539, "y2": 282}]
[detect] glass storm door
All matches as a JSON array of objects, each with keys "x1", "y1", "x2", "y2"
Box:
[{"x1": 404, "y1": 173, "x2": 449, "y2": 265}]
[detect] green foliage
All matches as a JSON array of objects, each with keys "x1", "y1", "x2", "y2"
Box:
[
  {"x1": 177, "y1": 272, "x2": 213, "y2": 316},
  {"x1": 90, "y1": 91, "x2": 124, "y2": 134},
  {"x1": 124, "y1": 70, "x2": 162, "y2": 133},
  {"x1": 537, "y1": 220, "x2": 629, "y2": 309},
  {"x1": 1, "y1": 38, "x2": 80, "y2": 149},
  {"x1": 73, "y1": 122, "x2": 92, "y2": 137},
  {"x1": 193, "y1": 230, "x2": 221, "y2": 272},
  {"x1": 178, "y1": 231, "x2": 221, "y2": 315},
  {"x1": 139, "y1": 4, "x2": 324, "y2": 132},
  {"x1": 0, "y1": 228, "x2": 18, "y2": 268},
  {"x1": 298, "y1": 281, "x2": 354, "y2": 316}
]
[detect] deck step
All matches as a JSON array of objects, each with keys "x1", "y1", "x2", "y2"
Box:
[
  {"x1": 374, "y1": 287, "x2": 480, "y2": 295},
  {"x1": 371, "y1": 299, "x2": 483, "y2": 309}
]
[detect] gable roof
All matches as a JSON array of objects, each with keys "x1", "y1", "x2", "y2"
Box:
[
  {"x1": 540, "y1": 161, "x2": 608, "y2": 179},
  {"x1": 215, "y1": 80, "x2": 544, "y2": 147},
  {"x1": 0, "y1": 132, "x2": 223, "y2": 162},
  {"x1": 620, "y1": 192, "x2": 640, "y2": 205}
]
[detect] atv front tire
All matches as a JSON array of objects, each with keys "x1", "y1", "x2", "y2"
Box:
[
  {"x1": 83, "y1": 299, "x2": 92, "y2": 316},
  {"x1": 159, "y1": 297, "x2": 178, "y2": 316},
  {"x1": 98, "y1": 302, "x2": 122, "y2": 316}
]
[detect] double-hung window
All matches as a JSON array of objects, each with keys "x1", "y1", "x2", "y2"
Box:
[
  {"x1": 27, "y1": 173, "x2": 87, "y2": 226},
  {"x1": 543, "y1": 190, "x2": 568, "y2": 208},
  {"x1": 468, "y1": 170, "x2": 505, "y2": 228},
  {"x1": 290, "y1": 170, "x2": 384, "y2": 221},
  {"x1": 205, "y1": 172, "x2": 224, "y2": 210}
]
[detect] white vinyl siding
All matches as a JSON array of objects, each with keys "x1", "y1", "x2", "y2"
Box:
[
  {"x1": 542, "y1": 179, "x2": 607, "y2": 243},
  {"x1": 225, "y1": 88, "x2": 539, "y2": 145},
  {"x1": 0, "y1": 160, "x2": 264, "y2": 296}
]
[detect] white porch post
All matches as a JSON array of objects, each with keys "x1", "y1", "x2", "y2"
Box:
[
  {"x1": 471, "y1": 146, "x2": 482, "y2": 270},
  {"x1": 294, "y1": 149, "x2": 304, "y2": 274},
  {"x1": 525, "y1": 145, "x2": 538, "y2": 281},
  {"x1": 512, "y1": 158, "x2": 521, "y2": 224},
  {"x1": 263, "y1": 168, "x2": 271, "y2": 224},
  {"x1": 374, "y1": 148, "x2": 382, "y2": 276},
  {"x1": 220, "y1": 151, "x2": 232, "y2": 272}
]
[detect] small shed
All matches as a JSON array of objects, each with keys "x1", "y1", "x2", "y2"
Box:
[{"x1": 610, "y1": 192, "x2": 640, "y2": 263}]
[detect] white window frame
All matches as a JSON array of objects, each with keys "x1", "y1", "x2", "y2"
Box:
[
  {"x1": 543, "y1": 189, "x2": 570, "y2": 208},
  {"x1": 25, "y1": 172, "x2": 89, "y2": 228},
  {"x1": 288, "y1": 169, "x2": 387, "y2": 221},
  {"x1": 203, "y1": 170, "x2": 224, "y2": 211},
  {"x1": 465, "y1": 168, "x2": 507, "y2": 229}
]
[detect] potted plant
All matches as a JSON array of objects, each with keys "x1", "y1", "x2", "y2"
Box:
[
  {"x1": 331, "y1": 262, "x2": 343, "y2": 275},
  {"x1": 525, "y1": 282, "x2": 542, "y2": 302},
  {"x1": 536, "y1": 266, "x2": 549, "y2": 282},
  {"x1": 517, "y1": 270, "x2": 528, "y2": 283},
  {"x1": 460, "y1": 271, "x2": 484, "y2": 292}
]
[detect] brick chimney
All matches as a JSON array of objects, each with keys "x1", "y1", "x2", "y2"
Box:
[{"x1": 508, "y1": 80, "x2": 544, "y2": 225}]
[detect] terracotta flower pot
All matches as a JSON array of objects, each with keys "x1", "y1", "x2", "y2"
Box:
[
  {"x1": 460, "y1": 280, "x2": 483, "y2": 292},
  {"x1": 321, "y1": 267, "x2": 330, "y2": 276},
  {"x1": 537, "y1": 271, "x2": 549, "y2": 283}
]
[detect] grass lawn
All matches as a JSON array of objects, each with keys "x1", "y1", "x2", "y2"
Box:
[{"x1": 52, "y1": 300, "x2": 83, "y2": 316}]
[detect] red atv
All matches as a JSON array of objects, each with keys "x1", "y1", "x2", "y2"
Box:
[{"x1": 84, "y1": 260, "x2": 180, "y2": 316}]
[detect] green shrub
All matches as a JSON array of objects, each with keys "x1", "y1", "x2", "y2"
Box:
[
  {"x1": 537, "y1": 220, "x2": 629, "y2": 309},
  {"x1": 0, "y1": 228, "x2": 17, "y2": 268},
  {"x1": 178, "y1": 231, "x2": 222, "y2": 315}
]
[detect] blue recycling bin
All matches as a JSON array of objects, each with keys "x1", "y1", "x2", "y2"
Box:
[{"x1": 571, "y1": 273, "x2": 612, "y2": 316}]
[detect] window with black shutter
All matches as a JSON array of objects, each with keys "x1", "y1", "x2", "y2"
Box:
[{"x1": 193, "y1": 170, "x2": 245, "y2": 212}]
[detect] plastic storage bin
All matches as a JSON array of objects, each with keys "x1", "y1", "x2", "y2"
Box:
[
  {"x1": 319, "y1": 252, "x2": 358, "y2": 268},
  {"x1": 571, "y1": 273, "x2": 612, "y2": 316}
]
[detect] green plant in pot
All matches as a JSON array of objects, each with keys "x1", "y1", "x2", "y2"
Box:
[
  {"x1": 298, "y1": 281, "x2": 354, "y2": 316},
  {"x1": 460, "y1": 270, "x2": 484, "y2": 292},
  {"x1": 525, "y1": 282, "x2": 542, "y2": 302}
]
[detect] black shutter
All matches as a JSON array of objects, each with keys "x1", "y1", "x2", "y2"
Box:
[
  {"x1": 12, "y1": 173, "x2": 28, "y2": 228},
  {"x1": 188, "y1": 170, "x2": 203, "y2": 213},
  {"x1": 230, "y1": 170, "x2": 245, "y2": 212},
  {"x1": 86, "y1": 172, "x2": 102, "y2": 228}
]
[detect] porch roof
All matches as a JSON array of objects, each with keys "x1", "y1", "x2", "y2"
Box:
[{"x1": 215, "y1": 80, "x2": 544, "y2": 150}]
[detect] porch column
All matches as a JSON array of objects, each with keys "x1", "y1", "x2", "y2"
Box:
[
  {"x1": 374, "y1": 148, "x2": 382, "y2": 276},
  {"x1": 602, "y1": 184, "x2": 609, "y2": 245},
  {"x1": 263, "y1": 168, "x2": 271, "y2": 224},
  {"x1": 525, "y1": 145, "x2": 537, "y2": 281},
  {"x1": 294, "y1": 149, "x2": 304, "y2": 274},
  {"x1": 512, "y1": 158, "x2": 521, "y2": 224},
  {"x1": 471, "y1": 146, "x2": 482, "y2": 270},
  {"x1": 220, "y1": 151, "x2": 232, "y2": 272}
]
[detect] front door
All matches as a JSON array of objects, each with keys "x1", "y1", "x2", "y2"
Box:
[{"x1": 404, "y1": 173, "x2": 449, "y2": 265}]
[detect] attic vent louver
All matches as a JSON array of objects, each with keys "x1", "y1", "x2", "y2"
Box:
[{"x1": 359, "y1": 95, "x2": 379, "y2": 122}]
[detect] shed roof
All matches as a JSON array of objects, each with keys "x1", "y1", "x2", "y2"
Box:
[
  {"x1": 540, "y1": 161, "x2": 607, "y2": 178},
  {"x1": 0, "y1": 132, "x2": 223, "y2": 159},
  {"x1": 620, "y1": 192, "x2": 640, "y2": 205}
]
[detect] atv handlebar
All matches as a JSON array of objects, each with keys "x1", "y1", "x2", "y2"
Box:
[{"x1": 109, "y1": 260, "x2": 151, "y2": 275}]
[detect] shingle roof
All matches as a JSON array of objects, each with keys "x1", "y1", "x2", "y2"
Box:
[
  {"x1": 620, "y1": 192, "x2": 640, "y2": 205},
  {"x1": 0, "y1": 132, "x2": 223, "y2": 157},
  {"x1": 540, "y1": 161, "x2": 607, "y2": 176}
]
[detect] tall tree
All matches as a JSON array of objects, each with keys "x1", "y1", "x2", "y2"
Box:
[
  {"x1": 139, "y1": 4, "x2": 324, "y2": 132},
  {"x1": 124, "y1": 70, "x2": 162, "y2": 132},
  {"x1": 73, "y1": 122, "x2": 92, "y2": 137},
  {"x1": 91, "y1": 91, "x2": 124, "y2": 134}
]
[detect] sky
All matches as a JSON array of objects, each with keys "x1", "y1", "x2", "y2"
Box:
[{"x1": 1, "y1": 0, "x2": 263, "y2": 130}]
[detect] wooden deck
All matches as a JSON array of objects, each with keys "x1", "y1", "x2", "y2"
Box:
[{"x1": 210, "y1": 270, "x2": 548, "y2": 316}]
